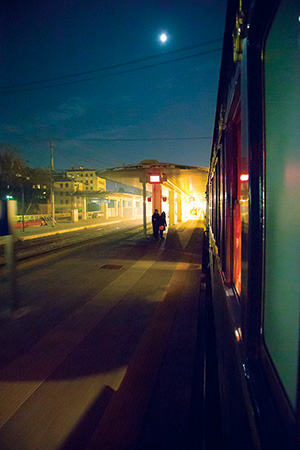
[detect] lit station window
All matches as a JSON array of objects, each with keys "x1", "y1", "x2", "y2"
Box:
[
  {"x1": 240, "y1": 174, "x2": 249, "y2": 181},
  {"x1": 149, "y1": 175, "x2": 161, "y2": 183}
]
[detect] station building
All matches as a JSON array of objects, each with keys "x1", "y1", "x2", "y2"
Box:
[
  {"x1": 53, "y1": 161, "x2": 208, "y2": 230},
  {"x1": 53, "y1": 170, "x2": 147, "y2": 221},
  {"x1": 53, "y1": 177, "x2": 85, "y2": 217},
  {"x1": 98, "y1": 160, "x2": 209, "y2": 236},
  {"x1": 65, "y1": 168, "x2": 106, "y2": 192}
]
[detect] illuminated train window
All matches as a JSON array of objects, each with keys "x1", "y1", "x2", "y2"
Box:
[{"x1": 264, "y1": 0, "x2": 300, "y2": 409}]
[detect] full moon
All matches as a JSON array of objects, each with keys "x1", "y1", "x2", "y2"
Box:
[{"x1": 159, "y1": 33, "x2": 167, "y2": 43}]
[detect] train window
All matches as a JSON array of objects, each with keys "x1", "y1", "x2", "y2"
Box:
[
  {"x1": 264, "y1": 0, "x2": 300, "y2": 409},
  {"x1": 225, "y1": 105, "x2": 241, "y2": 294},
  {"x1": 211, "y1": 156, "x2": 221, "y2": 250},
  {"x1": 216, "y1": 154, "x2": 221, "y2": 250},
  {"x1": 232, "y1": 117, "x2": 241, "y2": 295},
  {"x1": 211, "y1": 171, "x2": 216, "y2": 239},
  {"x1": 219, "y1": 145, "x2": 226, "y2": 268}
]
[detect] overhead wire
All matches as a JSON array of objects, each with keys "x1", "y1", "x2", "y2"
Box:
[
  {"x1": 47, "y1": 136, "x2": 212, "y2": 169},
  {"x1": 1, "y1": 47, "x2": 222, "y2": 94},
  {"x1": 70, "y1": 140, "x2": 124, "y2": 166},
  {"x1": 53, "y1": 145, "x2": 113, "y2": 167},
  {"x1": 1, "y1": 39, "x2": 222, "y2": 90},
  {"x1": 1, "y1": 37, "x2": 218, "y2": 166},
  {"x1": 52, "y1": 136, "x2": 212, "y2": 142},
  {"x1": 53, "y1": 146, "x2": 84, "y2": 168}
]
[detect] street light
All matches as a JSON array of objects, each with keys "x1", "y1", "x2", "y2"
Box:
[{"x1": 16, "y1": 173, "x2": 29, "y2": 232}]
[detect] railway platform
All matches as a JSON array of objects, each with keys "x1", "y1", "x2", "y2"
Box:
[
  {"x1": 0, "y1": 218, "x2": 212, "y2": 450},
  {"x1": 12, "y1": 216, "x2": 136, "y2": 240}
]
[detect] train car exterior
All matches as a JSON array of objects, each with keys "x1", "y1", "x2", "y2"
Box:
[{"x1": 207, "y1": 0, "x2": 300, "y2": 448}]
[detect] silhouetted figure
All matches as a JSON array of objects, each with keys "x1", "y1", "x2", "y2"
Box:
[
  {"x1": 152, "y1": 209, "x2": 160, "y2": 238},
  {"x1": 159, "y1": 211, "x2": 167, "y2": 239}
]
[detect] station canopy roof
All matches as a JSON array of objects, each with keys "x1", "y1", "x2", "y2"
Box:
[{"x1": 97, "y1": 160, "x2": 208, "y2": 199}]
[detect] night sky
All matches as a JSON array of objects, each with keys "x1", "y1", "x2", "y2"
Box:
[{"x1": 0, "y1": 0, "x2": 226, "y2": 171}]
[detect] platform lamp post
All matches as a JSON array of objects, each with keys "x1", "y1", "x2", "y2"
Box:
[
  {"x1": 50, "y1": 140, "x2": 56, "y2": 227},
  {"x1": 149, "y1": 173, "x2": 161, "y2": 214},
  {"x1": 16, "y1": 173, "x2": 29, "y2": 232},
  {"x1": 148, "y1": 171, "x2": 167, "y2": 213},
  {"x1": 139, "y1": 175, "x2": 148, "y2": 238}
]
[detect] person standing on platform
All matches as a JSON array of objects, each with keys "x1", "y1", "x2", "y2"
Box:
[
  {"x1": 159, "y1": 211, "x2": 167, "y2": 239},
  {"x1": 152, "y1": 209, "x2": 160, "y2": 238}
]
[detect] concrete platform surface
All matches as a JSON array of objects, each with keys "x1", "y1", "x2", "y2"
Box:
[{"x1": 0, "y1": 218, "x2": 205, "y2": 450}]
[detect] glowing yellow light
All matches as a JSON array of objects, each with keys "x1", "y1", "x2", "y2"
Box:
[
  {"x1": 234, "y1": 327, "x2": 243, "y2": 342},
  {"x1": 149, "y1": 175, "x2": 160, "y2": 183}
]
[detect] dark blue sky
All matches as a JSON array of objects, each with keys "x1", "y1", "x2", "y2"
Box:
[{"x1": 0, "y1": 0, "x2": 226, "y2": 171}]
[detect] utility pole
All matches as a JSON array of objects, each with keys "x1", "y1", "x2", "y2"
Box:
[{"x1": 50, "y1": 140, "x2": 55, "y2": 226}]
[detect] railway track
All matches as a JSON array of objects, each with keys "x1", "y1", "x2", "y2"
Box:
[{"x1": 0, "y1": 219, "x2": 149, "y2": 265}]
